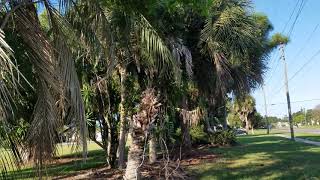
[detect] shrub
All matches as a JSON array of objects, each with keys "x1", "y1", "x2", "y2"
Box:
[
  {"x1": 209, "y1": 129, "x2": 237, "y2": 146},
  {"x1": 190, "y1": 125, "x2": 209, "y2": 144}
]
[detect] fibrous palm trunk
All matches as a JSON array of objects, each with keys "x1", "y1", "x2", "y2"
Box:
[
  {"x1": 250, "y1": 121, "x2": 254, "y2": 135},
  {"x1": 148, "y1": 133, "x2": 157, "y2": 164},
  {"x1": 181, "y1": 117, "x2": 192, "y2": 148},
  {"x1": 181, "y1": 96, "x2": 192, "y2": 148},
  {"x1": 124, "y1": 127, "x2": 144, "y2": 180},
  {"x1": 106, "y1": 115, "x2": 118, "y2": 168},
  {"x1": 118, "y1": 65, "x2": 127, "y2": 169},
  {"x1": 245, "y1": 116, "x2": 249, "y2": 133},
  {"x1": 124, "y1": 88, "x2": 160, "y2": 180}
]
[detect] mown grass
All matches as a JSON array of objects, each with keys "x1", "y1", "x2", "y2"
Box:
[
  {"x1": 7, "y1": 142, "x2": 104, "y2": 179},
  {"x1": 295, "y1": 133, "x2": 320, "y2": 142},
  {"x1": 249, "y1": 128, "x2": 320, "y2": 142},
  {"x1": 188, "y1": 135, "x2": 320, "y2": 180},
  {"x1": 6, "y1": 131, "x2": 320, "y2": 179}
]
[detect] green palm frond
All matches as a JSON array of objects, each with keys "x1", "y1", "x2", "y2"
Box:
[
  {"x1": 137, "y1": 14, "x2": 180, "y2": 79},
  {"x1": 0, "y1": 30, "x2": 15, "y2": 120},
  {"x1": 66, "y1": 0, "x2": 116, "y2": 77},
  {"x1": 0, "y1": 119, "x2": 24, "y2": 179},
  {"x1": 200, "y1": 0, "x2": 264, "y2": 95}
]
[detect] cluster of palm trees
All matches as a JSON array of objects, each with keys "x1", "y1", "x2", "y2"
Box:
[{"x1": 0, "y1": 0, "x2": 286, "y2": 179}]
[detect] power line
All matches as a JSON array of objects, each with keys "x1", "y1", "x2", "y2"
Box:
[
  {"x1": 266, "y1": 52, "x2": 280, "y2": 84},
  {"x1": 288, "y1": 23, "x2": 319, "y2": 67},
  {"x1": 269, "y1": 47, "x2": 320, "y2": 99},
  {"x1": 270, "y1": 98, "x2": 320, "y2": 106},
  {"x1": 281, "y1": 0, "x2": 301, "y2": 33},
  {"x1": 287, "y1": 0, "x2": 308, "y2": 37},
  {"x1": 266, "y1": 0, "x2": 302, "y2": 84},
  {"x1": 268, "y1": 0, "x2": 308, "y2": 100},
  {"x1": 289, "y1": 48, "x2": 320, "y2": 81},
  {"x1": 257, "y1": 98, "x2": 320, "y2": 106}
]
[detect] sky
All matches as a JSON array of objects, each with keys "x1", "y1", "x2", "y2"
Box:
[{"x1": 252, "y1": 0, "x2": 320, "y2": 118}]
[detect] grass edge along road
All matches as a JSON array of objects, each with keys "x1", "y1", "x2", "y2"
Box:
[
  {"x1": 6, "y1": 133, "x2": 320, "y2": 179},
  {"x1": 188, "y1": 134, "x2": 320, "y2": 180}
]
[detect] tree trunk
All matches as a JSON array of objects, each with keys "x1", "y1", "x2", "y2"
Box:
[
  {"x1": 181, "y1": 118, "x2": 192, "y2": 148},
  {"x1": 106, "y1": 116, "x2": 118, "y2": 168},
  {"x1": 181, "y1": 96, "x2": 192, "y2": 148},
  {"x1": 250, "y1": 121, "x2": 254, "y2": 135},
  {"x1": 124, "y1": 127, "x2": 144, "y2": 180},
  {"x1": 149, "y1": 133, "x2": 157, "y2": 164},
  {"x1": 245, "y1": 117, "x2": 249, "y2": 133},
  {"x1": 204, "y1": 116, "x2": 214, "y2": 133},
  {"x1": 118, "y1": 65, "x2": 127, "y2": 169},
  {"x1": 223, "y1": 105, "x2": 228, "y2": 129}
]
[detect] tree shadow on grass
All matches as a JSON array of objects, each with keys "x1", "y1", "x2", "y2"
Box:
[
  {"x1": 189, "y1": 136, "x2": 320, "y2": 180},
  {"x1": 296, "y1": 135, "x2": 320, "y2": 142},
  {"x1": 8, "y1": 149, "x2": 106, "y2": 179}
]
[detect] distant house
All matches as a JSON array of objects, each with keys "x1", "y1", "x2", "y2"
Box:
[{"x1": 277, "y1": 122, "x2": 289, "y2": 128}]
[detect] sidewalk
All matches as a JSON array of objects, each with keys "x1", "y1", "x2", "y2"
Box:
[{"x1": 277, "y1": 134, "x2": 320, "y2": 146}]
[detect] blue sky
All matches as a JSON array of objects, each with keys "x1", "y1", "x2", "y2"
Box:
[{"x1": 252, "y1": 0, "x2": 320, "y2": 117}]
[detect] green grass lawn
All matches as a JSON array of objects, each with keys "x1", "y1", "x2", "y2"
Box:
[
  {"x1": 250, "y1": 128, "x2": 320, "y2": 142},
  {"x1": 294, "y1": 133, "x2": 320, "y2": 142},
  {"x1": 7, "y1": 142, "x2": 104, "y2": 179},
  {"x1": 56, "y1": 141, "x2": 102, "y2": 156},
  {"x1": 188, "y1": 135, "x2": 320, "y2": 180},
  {"x1": 6, "y1": 134, "x2": 320, "y2": 179}
]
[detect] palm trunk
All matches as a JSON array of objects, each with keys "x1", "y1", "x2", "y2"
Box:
[
  {"x1": 223, "y1": 105, "x2": 228, "y2": 129},
  {"x1": 149, "y1": 133, "x2": 157, "y2": 164},
  {"x1": 124, "y1": 88, "x2": 160, "y2": 180},
  {"x1": 181, "y1": 96, "x2": 192, "y2": 148},
  {"x1": 106, "y1": 115, "x2": 118, "y2": 168},
  {"x1": 118, "y1": 65, "x2": 127, "y2": 169},
  {"x1": 204, "y1": 116, "x2": 214, "y2": 133},
  {"x1": 245, "y1": 116, "x2": 249, "y2": 133},
  {"x1": 124, "y1": 127, "x2": 144, "y2": 180},
  {"x1": 181, "y1": 117, "x2": 192, "y2": 148},
  {"x1": 250, "y1": 121, "x2": 254, "y2": 135}
]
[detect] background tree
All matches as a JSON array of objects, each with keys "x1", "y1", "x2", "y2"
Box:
[{"x1": 233, "y1": 95, "x2": 256, "y2": 133}]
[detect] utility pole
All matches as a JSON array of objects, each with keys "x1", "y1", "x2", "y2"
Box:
[
  {"x1": 280, "y1": 43, "x2": 295, "y2": 140},
  {"x1": 262, "y1": 85, "x2": 270, "y2": 134}
]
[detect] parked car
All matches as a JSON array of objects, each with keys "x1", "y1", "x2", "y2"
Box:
[{"x1": 235, "y1": 128, "x2": 248, "y2": 136}]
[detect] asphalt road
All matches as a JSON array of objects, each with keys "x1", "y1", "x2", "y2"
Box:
[{"x1": 275, "y1": 127, "x2": 320, "y2": 134}]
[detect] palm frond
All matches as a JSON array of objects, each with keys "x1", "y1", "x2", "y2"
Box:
[
  {"x1": 169, "y1": 38, "x2": 193, "y2": 78},
  {"x1": 27, "y1": 80, "x2": 58, "y2": 176},
  {"x1": 137, "y1": 14, "x2": 180, "y2": 79},
  {"x1": 0, "y1": 30, "x2": 15, "y2": 120},
  {"x1": 44, "y1": 3, "x2": 88, "y2": 158},
  {"x1": 13, "y1": 5, "x2": 60, "y2": 91},
  {"x1": 200, "y1": 0, "x2": 261, "y2": 95},
  {"x1": 66, "y1": 0, "x2": 116, "y2": 77},
  {"x1": 0, "y1": 122, "x2": 22, "y2": 179}
]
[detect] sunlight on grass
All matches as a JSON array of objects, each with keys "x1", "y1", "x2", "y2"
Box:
[
  {"x1": 295, "y1": 133, "x2": 320, "y2": 142},
  {"x1": 56, "y1": 141, "x2": 102, "y2": 156},
  {"x1": 188, "y1": 135, "x2": 320, "y2": 180},
  {"x1": 5, "y1": 141, "x2": 104, "y2": 179}
]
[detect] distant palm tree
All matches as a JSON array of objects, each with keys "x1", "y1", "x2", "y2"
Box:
[{"x1": 234, "y1": 95, "x2": 256, "y2": 133}]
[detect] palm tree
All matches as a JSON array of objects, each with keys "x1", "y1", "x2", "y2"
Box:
[
  {"x1": 0, "y1": 0, "x2": 90, "y2": 175},
  {"x1": 233, "y1": 95, "x2": 256, "y2": 133},
  {"x1": 124, "y1": 88, "x2": 161, "y2": 180}
]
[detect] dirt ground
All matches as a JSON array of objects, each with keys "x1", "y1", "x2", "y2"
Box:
[{"x1": 53, "y1": 145, "x2": 218, "y2": 180}]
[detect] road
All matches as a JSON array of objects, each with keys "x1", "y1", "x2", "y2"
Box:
[{"x1": 275, "y1": 127, "x2": 320, "y2": 134}]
